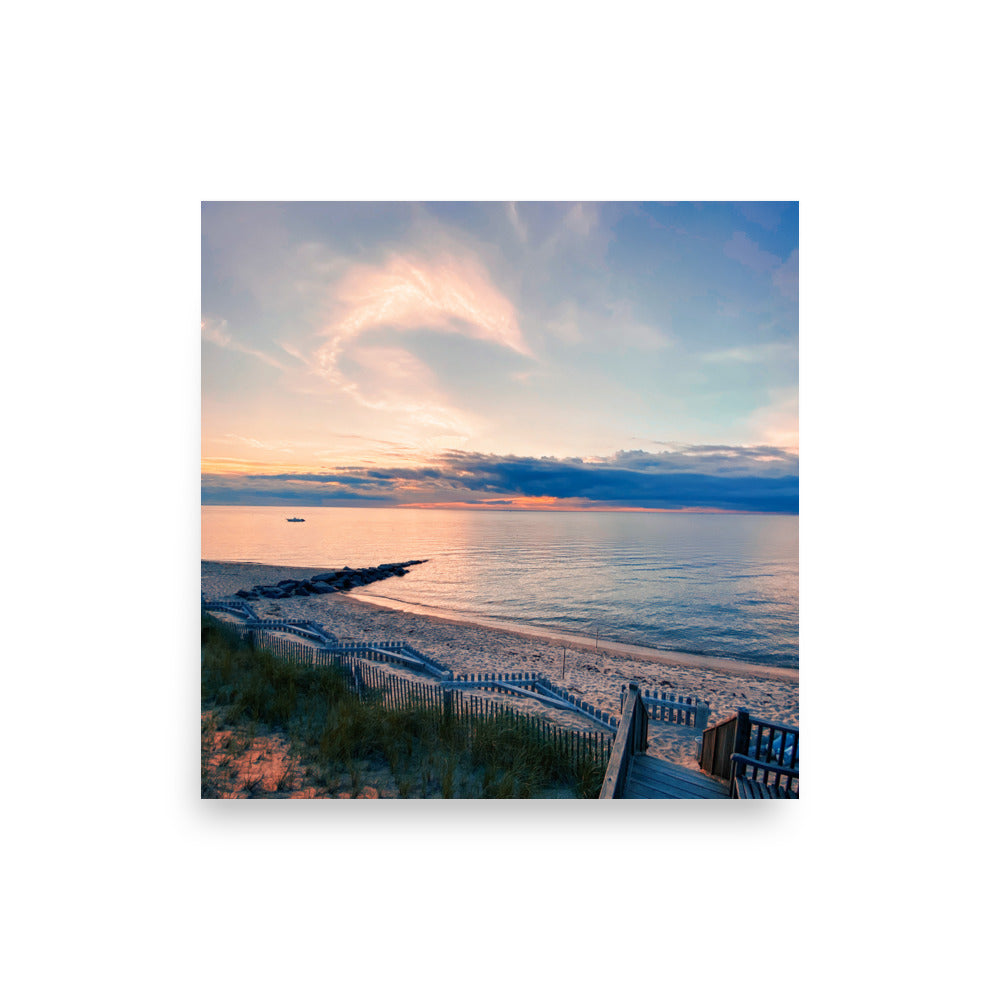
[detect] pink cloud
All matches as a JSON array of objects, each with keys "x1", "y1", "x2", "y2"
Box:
[{"x1": 327, "y1": 253, "x2": 530, "y2": 357}]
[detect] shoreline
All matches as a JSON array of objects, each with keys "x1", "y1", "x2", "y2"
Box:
[
  {"x1": 347, "y1": 591, "x2": 797, "y2": 682},
  {"x1": 201, "y1": 559, "x2": 798, "y2": 768},
  {"x1": 202, "y1": 559, "x2": 796, "y2": 682}
]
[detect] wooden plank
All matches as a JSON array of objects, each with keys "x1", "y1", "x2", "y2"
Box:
[
  {"x1": 629, "y1": 759, "x2": 728, "y2": 797},
  {"x1": 623, "y1": 756, "x2": 728, "y2": 799},
  {"x1": 734, "y1": 775, "x2": 791, "y2": 799},
  {"x1": 624, "y1": 774, "x2": 726, "y2": 800},
  {"x1": 631, "y1": 755, "x2": 722, "y2": 781},
  {"x1": 625, "y1": 781, "x2": 724, "y2": 800}
]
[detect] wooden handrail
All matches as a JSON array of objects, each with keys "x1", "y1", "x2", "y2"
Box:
[
  {"x1": 729, "y1": 752, "x2": 800, "y2": 797},
  {"x1": 599, "y1": 684, "x2": 649, "y2": 799},
  {"x1": 700, "y1": 709, "x2": 800, "y2": 782},
  {"x1": 699, "y1": 713, "x2": 739, "y2": 778}
]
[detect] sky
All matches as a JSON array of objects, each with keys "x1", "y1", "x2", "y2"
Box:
[{"x1": 202, "y1": 202, "x2": 798, "y2": 512}]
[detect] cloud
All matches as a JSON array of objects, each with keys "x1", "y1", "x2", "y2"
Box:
[
  {"x1": 329, "y1": 343, "x2": 479, "y2": 439},
  {"x1": 735, "y1": 202, "x2": 785, "y2": 231},
  {"x1": 201, "y1": 317, "x2": 288, "y2": 370},
  {"x1": 220, "y1": 434, "x2": 294, "y2": 453},
  {"x1": 505, "y1": 202, "x2": 528, "y2": 242},
  {"x1": 723, "y1": 231, "x2": 782, "y2": 273},
  {"x1": 772, "y1": 248, "x2": 798, "y2": 301},
  {"x1": 298, "y1": 251, "x2": 531, "y2": 442},
  {"x1": 701, "y1": 342, "x2": 797, "y2": 364},
  {"x1": 203, "y1": 446, "x2": 798, "y2": 513},
  {"x1": 722, "y1": 233, "x2": 798, "y2": 302},
  {"x1": 322, "y1": 253, "x2": 531, "y2": 357},
  {"x1": 743, "y1": 388, "x2": 799, "y2": 451}
]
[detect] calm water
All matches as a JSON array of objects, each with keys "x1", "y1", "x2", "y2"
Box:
[{"x1": 202, "y1": 506, "x2": 799, "y2": 669}]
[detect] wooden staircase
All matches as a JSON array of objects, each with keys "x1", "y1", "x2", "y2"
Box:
[{"x1": 622, "y1": 755, "x2": 728, "y2": 799}]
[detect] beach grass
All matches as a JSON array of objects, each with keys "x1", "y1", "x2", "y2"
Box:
[{"x1": 201, "y1": 614, "x2": 604, "y2": 798}]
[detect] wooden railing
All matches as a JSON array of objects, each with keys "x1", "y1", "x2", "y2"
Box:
[
  {"x1": 599, "y1": 683, "x2": 649, "y2": 799},
  {"x1": 699, "y1": 713, "x2": 742, "y2": 779},
  {"x1": 729, "y1": 754, "x2": 799, "y2": 797},
  {"x1": 203, "y1": 609, "x2": 614, "y2": 777},
  {"x1": 345, "y1": 655, "x2": 612, "y2": 775},
  {"x1": 699, "y1": 708, "x2": 799, "y2": 794},
  {"x1": 744, "y1": 714, "x2": 799, "y2": 772}
]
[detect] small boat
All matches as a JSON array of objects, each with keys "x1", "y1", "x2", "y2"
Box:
[{"x1": 286, "y1": 517, "x2": 305, "y2": 522}]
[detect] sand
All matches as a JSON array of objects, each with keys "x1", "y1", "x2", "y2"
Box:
[{"x1": 201, "y1": 560, "x2": 798, "y2": 769}]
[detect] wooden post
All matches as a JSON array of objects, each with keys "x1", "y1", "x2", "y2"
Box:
[
  {"x1": 735, "y1": 708, "x2": 752, "y2": 761},
  {"x1": 695, "y1": 701, "x2": 710, "y2": 732}
]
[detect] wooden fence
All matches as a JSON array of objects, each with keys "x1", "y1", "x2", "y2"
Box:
[
  {"x1": 623, "y1": 685, "x2": 710, "y2": 730},
  {"x1": 448, "y1": 672, "x2": 620, "y2": 732},
  {"x1": 202, "y1": 599, "x2": 718, "y2": 743},
  {"x1": 203, "y1": 609, "x2": 612, "y2": 777},
  {"x1": 345, "y1": 655, "x2": 612, "y2": 775}
]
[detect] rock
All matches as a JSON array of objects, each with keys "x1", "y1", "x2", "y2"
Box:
[{"x1": 236, "y1": 560, "x2": 426, "y2": 603}]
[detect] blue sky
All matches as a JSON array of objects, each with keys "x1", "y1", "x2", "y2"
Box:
[{"x1": 202, "y1": 201, "x2": 797, "y2": 511}]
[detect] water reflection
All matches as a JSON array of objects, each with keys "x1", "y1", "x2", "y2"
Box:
[{"x1": 202, "y1": 507, "x2": 798, "y2": 667}]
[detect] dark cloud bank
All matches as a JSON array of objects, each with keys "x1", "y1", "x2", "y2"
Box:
[{"x1": 203, "y1": 447, "x2": 798, "y2": 514}]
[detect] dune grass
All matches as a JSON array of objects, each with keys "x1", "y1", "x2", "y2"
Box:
[{"x1": 201, "y1": 615, "x2": 606, "y2": 798}]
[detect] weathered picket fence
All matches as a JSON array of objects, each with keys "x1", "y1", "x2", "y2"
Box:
[
  {"x1": 620, "y1": 685, "x2": 710, "y2": 730},
  {"x1": 343, "y1": 655, "x2": 612, "y2": 775},
  {"x1": 204, "y1": 616, "x2": 613, "y2": 777},
  {"x1": 202, "y1": 598, "x2": 707, "y2": 738},
  {"x1": 446, "y1": 671, "x2": 619, "y2": 732}
]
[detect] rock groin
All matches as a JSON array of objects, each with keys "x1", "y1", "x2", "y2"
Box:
[{"x1": 234, "y1": 560, "x2": 427, "y2": 601}]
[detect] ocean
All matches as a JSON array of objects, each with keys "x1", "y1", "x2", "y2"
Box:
[{"x1": 201, "y1": 506, "x2": 799, "y2": 670}]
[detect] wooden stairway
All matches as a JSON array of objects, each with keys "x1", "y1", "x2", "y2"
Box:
[{"x1": 622, "y1": 755, "x2": 729, "y2": 799}]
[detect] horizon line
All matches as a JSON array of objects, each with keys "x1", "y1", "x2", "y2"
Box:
[{"x1": 200, "y1": 500, "x2": 798, "y2": 515}]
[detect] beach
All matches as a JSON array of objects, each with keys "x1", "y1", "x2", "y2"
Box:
[{"x1": 202, "y1": 560, "x2": 799, "y2": 769}]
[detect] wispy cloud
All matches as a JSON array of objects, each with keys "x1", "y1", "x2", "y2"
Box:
[
  {"x1": 324, "y1": 343, "x2": 478, "y2": 441},
  {"x1": 701, "y1": 342, "x2": 797, "y2": 364},
  {"x1": 772, "y1": 248, "x2": 798, "y2": 301},
  {"x1": 321, "y1": 253, "x2": 531, "y2": 358},
  {"x1": 723, "y1": 231, "x2": 783, "y2": 273},
  {"x1": 201, "y1": 317, "x2": 289, "y2": 371},
  {"x1": 723, "y1": 232, "x2": 798, "y2": 302},
  {"x1": 296, "y1": 251, "x2": 533, "y2": 443},
  {"x1": 742, "y1": 388, "x2": 799, "y2": 451}
]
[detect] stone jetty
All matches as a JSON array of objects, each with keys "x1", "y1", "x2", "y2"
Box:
[{"x1": 233, "y1": 560, "x2": 427, "y2": 601}]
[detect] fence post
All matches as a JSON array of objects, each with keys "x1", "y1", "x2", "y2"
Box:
[
  {"x1": 695, "y1": 701, "x2": 710, "y2": 732},
  {"x1": 735, "y1": 708, "x2": 752, "y2": 758}
]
